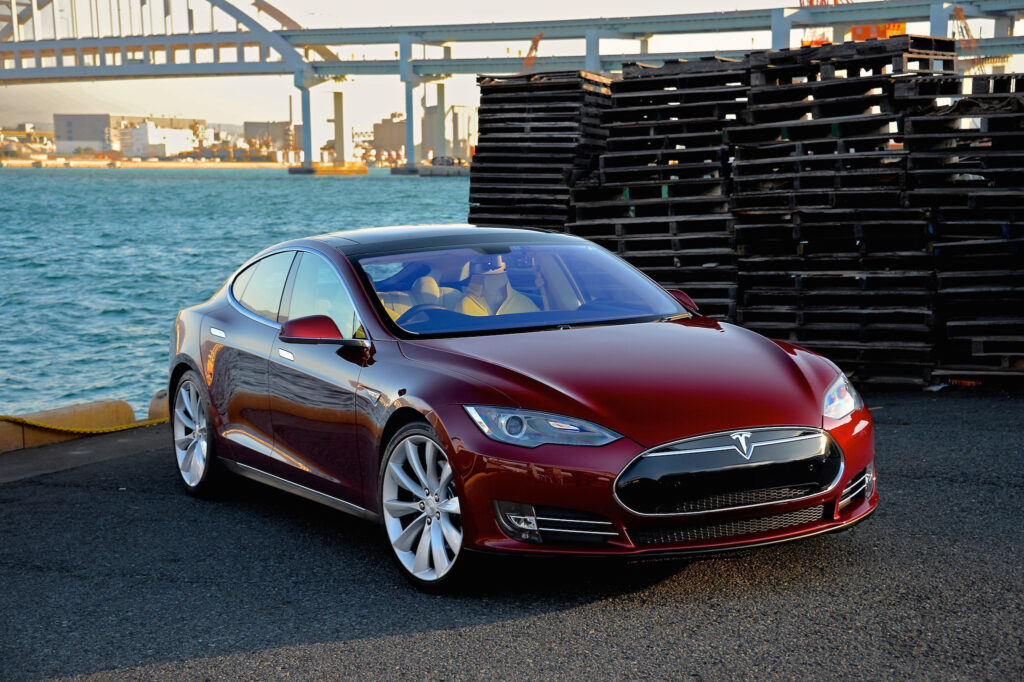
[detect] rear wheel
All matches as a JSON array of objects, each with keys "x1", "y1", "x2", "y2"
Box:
[
  {"x1": 171, "y1": 370, "x2": 219, "y2": 496},
  {"x1": 380, "y1": 422, "x2": 466, "y2": 589}
]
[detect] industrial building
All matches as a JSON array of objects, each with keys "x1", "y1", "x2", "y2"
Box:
[
  {"x1": 367, "y1": 106, "x2": 477, "y2": 163},
  {"x1": 52, "y1": 114, "x2": 205, "y2": 156},
  {"x1": 421, "y1": 104, "x2": 477, "y2": 161},
  {"x1": 371, "y1": 113, "x2": 406, "y2": 155},
  {"x1": 242, "y1": 121, "x2": 303, "y2": 150}
]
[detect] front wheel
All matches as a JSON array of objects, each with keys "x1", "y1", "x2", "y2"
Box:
[{"x1": 379, "y1": 422, "x2": 467, "y2": 589}]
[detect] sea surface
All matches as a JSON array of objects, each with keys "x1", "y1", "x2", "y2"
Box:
[{"x1": 0, "y1": 168, "x2": 469, "y2": 418}]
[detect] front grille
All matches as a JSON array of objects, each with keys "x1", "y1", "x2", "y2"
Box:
[
  {"x1": 630, "y1": 505, "x2": 825, "y2": 546},
  {"x1": 616, "y1": 428, "x2": 843, "y2": 516},
  {"x1": 662, "y1": 486, "x2": 820, "y2": 514}
]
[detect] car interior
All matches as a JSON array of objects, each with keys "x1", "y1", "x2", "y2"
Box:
[{"x1": 367, "y1": 250, "x2": 587, "y2": 322}]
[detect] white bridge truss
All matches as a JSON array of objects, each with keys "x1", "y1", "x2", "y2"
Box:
[{"x1": 3, "y1": 0, "x2": 1024, "y2": 169}]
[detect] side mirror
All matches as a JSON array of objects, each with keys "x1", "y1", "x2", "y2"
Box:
[
  {"x1": 666, "y1": 289, "x2": 700, "y2": 313},
  {"x1": 280, "y1": 315, "x2": 370, "y2": 347}
]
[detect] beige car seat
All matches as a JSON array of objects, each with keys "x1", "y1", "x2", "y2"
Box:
[
  {"x1": 377, "y1": 291, "x2": 414, "y2": 320},
  {"x1": 411, "y1": 276, "x2": 462, "y2": 309},
  {"x1": 455, "y1": 260, "x2": 540, "y2": 316}
]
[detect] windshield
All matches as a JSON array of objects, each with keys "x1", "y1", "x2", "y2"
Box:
[{"x1": 354, "y1": 242, "x2": 685, "y2": 336}]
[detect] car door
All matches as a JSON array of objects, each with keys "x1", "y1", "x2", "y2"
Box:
[
  {"x1": 269, "y1": 250, "x2": 369, "y2": 505},
  {"x1": 204, "y1": 250, "x2": 295, "y2": 471}
]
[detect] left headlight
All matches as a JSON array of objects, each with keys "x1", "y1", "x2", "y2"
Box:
[
  {"x1": 823, "y1": 373, "x2": 864, "y2": 420},
  {"x1": 464, "y1": 406, "x2": 621, "y2": 448}
]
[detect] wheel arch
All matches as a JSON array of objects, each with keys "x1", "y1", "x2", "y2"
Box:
[
  {"x1": 378, "y1": 406, "x2": 432, "y2": 463},
  {"x1": 169, "y1": 357, "x2": 203, "y2": 397}
]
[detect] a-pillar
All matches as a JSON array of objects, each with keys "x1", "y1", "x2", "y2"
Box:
[{"x1": 400, "y1": 34, "x2": 422, "y2": 168}]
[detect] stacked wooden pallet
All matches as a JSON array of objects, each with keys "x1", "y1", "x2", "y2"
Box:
[
  {"x1": 905, "y1": 74, "x2": 1024, "y2": 383},
  {"x1": 566, "y1": 58, "x2": 750, "y2": 320},
  {"x1": 729, "y1": 35, "x2": 956, "y2": 386},
  {"x1": 468, "y1": 71, "x2": 612, "y2": 229}
]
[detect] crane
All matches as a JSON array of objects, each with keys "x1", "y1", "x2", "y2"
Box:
[
  {"x1": 952, "y1": 5, "x2": 1010, "y2": 74},
  {"x1": 522, "y1": 32, "x2": 545, "y2": 70}
]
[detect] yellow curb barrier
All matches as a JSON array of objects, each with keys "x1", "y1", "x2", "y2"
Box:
[
  {"x1": 0, "y1": 399, "x2": 168, "y2": 453},
  {"x1": 0, "y1": 415, "x2": 169, "y2": 435}
]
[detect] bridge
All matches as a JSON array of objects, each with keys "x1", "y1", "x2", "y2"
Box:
[{"x1": 3, "y1": 0, "x2": 1024, "y2": 170}]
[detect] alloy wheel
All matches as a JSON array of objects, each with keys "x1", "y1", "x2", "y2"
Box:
[
  {"x1": 172, "y1": 379, "x2": 209, "y2": 488},
  {"x1": 382, "y1": 434, "x2": 463, "y2": 582}
]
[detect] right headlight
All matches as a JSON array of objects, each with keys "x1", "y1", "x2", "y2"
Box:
[
  {"x1": 464, "y1": 406, "x2": 621, "y2": 448},
  {"x1": 823, "y1": 373, "x2": 864, "y2": 420}
]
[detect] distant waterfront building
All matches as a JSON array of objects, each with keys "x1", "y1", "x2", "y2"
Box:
[
  {"x1": 372, "y1": 113, "x2": 406, "y2": 155},
  {"x1": 128, "y1": 122, "x2": 198, "y2": 158},
  {"x1": 53, "y1": 114, "x2": 205, "y2": 155},
  {"x1": 421, "y1": 104, "x2": 478, "y2": 160},
  {"x1": 242, "y1": 121, "x2": 302, "y2": 150}
]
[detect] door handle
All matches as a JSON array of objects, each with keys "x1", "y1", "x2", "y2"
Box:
[
  {"x1": 210, "y1": 327, "x2": 226, "y2": 338},
  {"x1": 278, "y1": 348, "x2": 295, "y2": 361}
]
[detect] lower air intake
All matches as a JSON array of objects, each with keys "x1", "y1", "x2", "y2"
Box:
[{"x1": 630, "y1": 505, "x2": 825, "y2": 546}]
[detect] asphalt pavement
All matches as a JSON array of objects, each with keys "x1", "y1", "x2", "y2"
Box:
[{"x1": 1, "y1": 390, "x2": 1022, "y2": 680}]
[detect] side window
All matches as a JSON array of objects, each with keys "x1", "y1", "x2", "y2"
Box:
[
  {"x1": 283, "y1": 252, "x2": 366, "y2": 339},
  {"x1": 235, "y1": 251, "x2": 295, "y2": 321}
]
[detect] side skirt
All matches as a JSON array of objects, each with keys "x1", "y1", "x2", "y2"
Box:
[{"x1": 221, "y1": 459, "x2": 379, "y2": 523}]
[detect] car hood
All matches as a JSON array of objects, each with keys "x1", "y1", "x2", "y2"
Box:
[{"x1": 399, "y1": 317, "x2": 838, "y2": 448}]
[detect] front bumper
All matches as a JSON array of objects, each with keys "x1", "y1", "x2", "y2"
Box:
[{"x1": 440, "y1": 405, "x2": 877, "y2": 557}]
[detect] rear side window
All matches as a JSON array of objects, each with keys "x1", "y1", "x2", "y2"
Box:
[
  {"x1": 231, "y1": 265, "x2": 256, "y2": 301},
  {"x1": 233, "y1": 251, "x2": 295, "y2": 321}
]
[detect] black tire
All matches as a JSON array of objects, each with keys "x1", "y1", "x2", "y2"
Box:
[
  {"x1": 170, "y1": 369, "x2": 221, "y2": 497},
  {"x1": 378, "y1": 421, "x2": 472, "y2": 591}
]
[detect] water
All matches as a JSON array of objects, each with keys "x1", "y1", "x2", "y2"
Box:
[{"x1": 0, "y1": 168, "x2": 469, "y2": 418}]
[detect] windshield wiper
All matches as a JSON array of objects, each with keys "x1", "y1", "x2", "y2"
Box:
[{"x1": 657, "y1": 312, "x2": 693, "y2": 322}]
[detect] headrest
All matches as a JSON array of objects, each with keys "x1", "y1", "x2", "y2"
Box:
[
  {"x1": 411, "y1": 276, "x2": 442, "y2": 305},
  {"x1": 460, "y1": 255, "x2": 506, "y2": 281}
]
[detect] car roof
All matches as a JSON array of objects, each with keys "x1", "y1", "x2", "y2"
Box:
[{"x1": 309, "y1": 224, "x2": 583, "y2": 256}]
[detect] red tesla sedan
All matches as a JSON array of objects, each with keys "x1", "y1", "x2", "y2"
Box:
[{"x1": 170, "y1": 225, "x2": 876, "y2": 589}]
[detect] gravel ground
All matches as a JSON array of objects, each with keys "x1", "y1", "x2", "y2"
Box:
[{"x1": 1, "y1": 390, "x2": 1022, "y2": 680}]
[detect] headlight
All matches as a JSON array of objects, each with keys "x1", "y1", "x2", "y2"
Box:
[
  {"x1": 464, "y1": 406, "x2": 621, "y2": 448},
  {"x1": 823, "y1": 373, "x2": 864, "y2": 420}
]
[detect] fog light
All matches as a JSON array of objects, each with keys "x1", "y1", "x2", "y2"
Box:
[
  {"x1": 494, "y1": 500, "x2": 541, "y2": 543},
  {"x1": 864, "y1": 460, "x2": 875, "y2": 498}
]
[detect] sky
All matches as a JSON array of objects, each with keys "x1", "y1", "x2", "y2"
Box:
[{"x1": 0, "y1": 1, "x2": 946, "y2": 148}]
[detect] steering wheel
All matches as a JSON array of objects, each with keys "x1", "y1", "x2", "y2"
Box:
[{"x1": 396, "y1": 303, "x2": 449, "y2": 326}]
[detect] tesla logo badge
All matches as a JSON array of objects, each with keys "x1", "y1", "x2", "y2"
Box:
[{"x1": 730, "y1": 432, "x2": 754, "y2": 459}]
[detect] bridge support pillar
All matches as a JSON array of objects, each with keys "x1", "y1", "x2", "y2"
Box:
[
  {"x1": 770, "y1": 8, "x2": 793, "y2": 50},
  {"x1": 404, "y1": 78, "x2": 423, "y2": 167},
  {"x1": 399, "y1": 34, "x2": 422, "y2": 168},
  {"x1": 994, "y1": 16, "x2": 1015, "y2": 38},
  {"x1": 585, "y1": 29, "x2": 600, "y2": 73},
  {"x1": 930, "y1": 3, "x2": 950, "y2": 37},
  {"x1": 332, "y1": 92, "x2": 345, "y2": 164},
  {"x1": 434, "y1": 81, "x2": 446, "y2": 158},
  {"x1": 299, "y1": 85, "x2": 313, "y2": 170}
]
